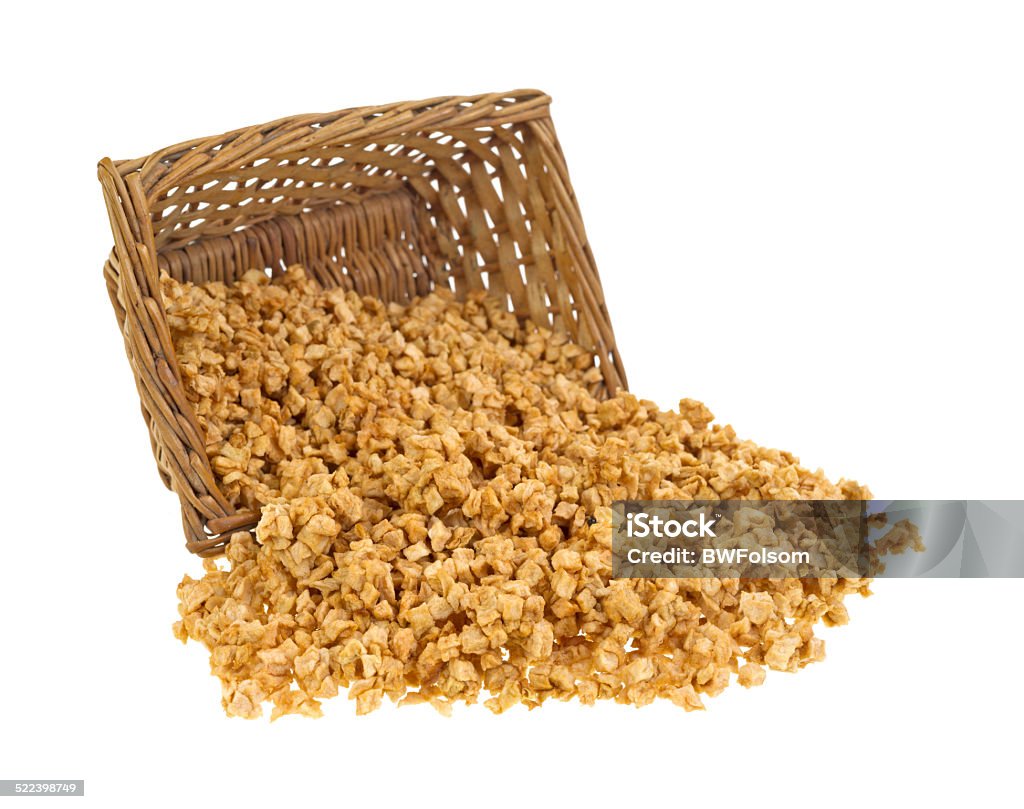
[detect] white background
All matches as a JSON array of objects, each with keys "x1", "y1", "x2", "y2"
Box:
[{"x1": 1, "y1": 1, "x2": 1021, "y2": 806}]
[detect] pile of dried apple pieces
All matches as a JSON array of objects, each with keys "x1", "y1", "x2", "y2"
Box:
[{"x1": 167, "y1": 267, "x2": 873, "y2": 718}]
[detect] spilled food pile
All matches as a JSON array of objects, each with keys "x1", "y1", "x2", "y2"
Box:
[{"x1": 167, "y1": 267, "x2": 875, "y2": 718}]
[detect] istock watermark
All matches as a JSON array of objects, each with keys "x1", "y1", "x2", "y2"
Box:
[{"x1": 612, "y1": 500, "x2": 1024, "y2": 578}]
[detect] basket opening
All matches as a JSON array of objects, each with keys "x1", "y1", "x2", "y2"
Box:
[{"x1": 143, "y1": 121, "x2": 585, "y2": 340}]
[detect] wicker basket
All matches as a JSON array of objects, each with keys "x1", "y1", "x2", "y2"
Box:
[{"x1": 98, "y1": 90, "x2": 625, "y2": 556}]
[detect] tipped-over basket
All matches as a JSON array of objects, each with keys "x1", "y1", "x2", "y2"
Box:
[{"x1": 98, "y1": 90, "x2": 625, "y2": 556}]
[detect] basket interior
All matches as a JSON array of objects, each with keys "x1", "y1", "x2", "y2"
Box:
[{"x1": 148, "y1": 120, "x2": 600, "y2": 350}]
